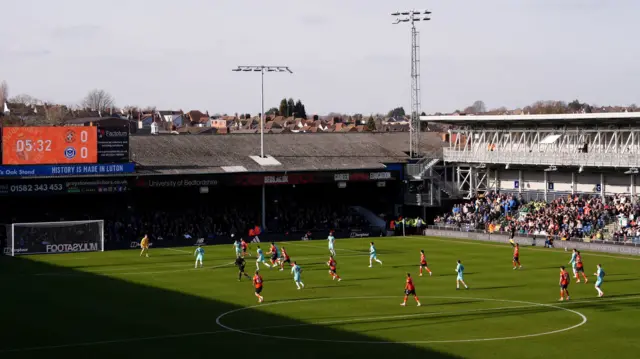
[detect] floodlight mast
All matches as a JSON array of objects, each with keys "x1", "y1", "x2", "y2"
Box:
[
  {"x1": 232, "y1": 65, "x2": 293, "y2": 158},
  {"x1": 392, "y1": 10, "x2": 431, "y2": 159}
]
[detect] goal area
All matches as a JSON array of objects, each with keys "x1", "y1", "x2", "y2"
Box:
[{"x1": 7, "y1": 220, "x2": 104, "y2": 256}]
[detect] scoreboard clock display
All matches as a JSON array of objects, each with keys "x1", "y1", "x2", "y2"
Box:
[{"x1": 2, "y1": 127, "x2": 98, "y2": 165}]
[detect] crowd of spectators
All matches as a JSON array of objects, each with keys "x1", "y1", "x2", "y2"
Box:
[
  {"x1": 434, "y1": 191, "x2": 639, "y2": 242},
  {"x1": 103, "y1": 203, "x2": 367, "y2": 244},
  {"x1": 0, "y1": 191, "x2": 371, "y2": 246}
]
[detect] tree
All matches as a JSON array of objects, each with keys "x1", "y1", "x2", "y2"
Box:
[
  {"x1": 43, "y1": 105, "x2": 70, "y2": 126},
  {"x1": 366, "y1": 115, "x2": 376, "y2": 131},
  {"x1": 463, "y1": 100, "x2": 486, "y2": 114},
  {"x1": 9, "y1": 94, "x2": 42, "y2": 106},
  {"x1": 82, "y1": 89, "x2": 115, "y2": 113},
  {"x1": 0, "y1": 81, "x2": 8, "y2": 105},
  {"x1": 387, "y1": 107, "x2": 405, "y2": 117},
  {"x1": 568, "y1": 99, "x2": 582, "y2": 113},
  {"x1": 266, "y1": 107, "x2": 279, "y2": 116},
  {"x1": 471, "y1": 100, "x2": 486, "y2": 114},
  {"x1": 287, "y1": 98, "x2": 295, "y2": 117},
  {"x1": 278, "y1": 99, "x2": 288, "y2": 117},
  {"x1": 293, "y1": 100, "x2": 307, "y2": 119}
]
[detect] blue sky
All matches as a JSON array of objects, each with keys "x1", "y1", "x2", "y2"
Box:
[{"x1": 1, "y1": 0, "x2": 638, "y2": 115}]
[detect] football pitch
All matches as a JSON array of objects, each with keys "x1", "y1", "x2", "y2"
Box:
[{"x1": 1, "y1": 236, "x2": 639, "y2": 359}]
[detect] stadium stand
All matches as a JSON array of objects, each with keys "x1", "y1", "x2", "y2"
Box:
[{"x1": 433, "y1": 192, "x2": 639, "y2": 243}]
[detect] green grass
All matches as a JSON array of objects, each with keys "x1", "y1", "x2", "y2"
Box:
[{"x1": 1, "y1": 236, "x2": 639, "y2": 359}]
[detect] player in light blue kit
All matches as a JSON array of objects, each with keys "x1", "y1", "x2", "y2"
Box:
[
  {"x1": 594, "y1": 264, "x2": 605, "y2": 297},
  {"x1": 368, "y1": 241, "x2": 383, "y2": 267},
  {"x1": 255, "y1": 245, "x2": 271, "y2": 270},
  {"x1": 455, "y1": 260, "x2": 468, "y2": 289},
  {"x1": 328, "y1": 234, "x2": 336, "y2": 257},
  {"x1": 291, "y1": 261, "x2": 305, "y2": 289},
  {"x1": 569, "y1": 249, "x2": 578, "y2": 282},
  {"x1": 194, "y1": 245, "x2": 204, "y2": 268},
  {"x1": 233, "y1": 238, "x2": 242, "y2": 258}
]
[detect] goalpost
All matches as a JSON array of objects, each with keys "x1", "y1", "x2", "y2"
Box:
[{"x1": 8, "y1": 220, "x2": 104, "y2": 256}]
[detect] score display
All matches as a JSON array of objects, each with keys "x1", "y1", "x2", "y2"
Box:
[{"x1": 2, "y1": 127, "x2": 98, "y2": 165}]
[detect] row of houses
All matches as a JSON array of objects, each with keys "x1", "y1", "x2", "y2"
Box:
[{"x1": 1, "y1": 102, "x2": 413, "y2": 133}]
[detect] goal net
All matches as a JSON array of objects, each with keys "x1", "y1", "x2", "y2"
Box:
[{"x1": 8, "y1": 220, "x2": 104, "y2": 256}]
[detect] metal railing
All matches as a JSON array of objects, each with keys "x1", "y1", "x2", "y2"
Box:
[
  {"x1": 426, "y1": 224, "x2": 638, "y2": 245},
  {"x1": 424, "y1": 225, "x2": 640, "y2": 250},
  {"x1": 443, "y1": 148, "x2": 640, "y2": 168}
]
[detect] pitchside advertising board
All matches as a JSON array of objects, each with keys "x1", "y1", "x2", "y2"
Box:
[
  {"x1": 0, "y1": 178, "x2": 130, "y2": 195},
  {"x1": 0, "y1": 126, "x2": 133, "y2": 177},
  {"x1": 135, "y1": 170, "x2": 397, "y2": 188},
  {"x1": 0, "y1": 170, "x2": 398, "y2": 196}
]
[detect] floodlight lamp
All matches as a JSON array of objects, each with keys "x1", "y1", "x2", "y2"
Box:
[
  {"x1": 242, "y1": 68, "x2": 252, "y2": 72},
  {"x1": 232, "y1": 68, "x2": 241, "y2": 72},
  {"x1": 423, "y1": 17, "x2": 431, "y2": 21},
  {"x1": 401, "y1": 12, "x2": 410, "y2": 15},
  {"x1": 391, "y1": 12, "x2": 400, "y2": 16},
  {"x1": 423, "y1": 11, "x2": 432, "y2": 14}
]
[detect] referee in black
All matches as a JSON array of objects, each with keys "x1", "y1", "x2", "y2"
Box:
[{"x1": 236, "y1": 256, "x2": 250, "y2": 281}]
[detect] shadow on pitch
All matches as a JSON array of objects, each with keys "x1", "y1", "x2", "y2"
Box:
[{"x1": 0, "y1": 254, "x2": 463, "y2": 359}]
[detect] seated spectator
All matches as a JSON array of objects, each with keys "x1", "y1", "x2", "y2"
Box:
[{"x1": 435, "y1": 192, "x2": 637, "y2": 242}]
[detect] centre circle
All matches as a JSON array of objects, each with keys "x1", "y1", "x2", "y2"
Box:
[{"x1": 215, "y1": 295, "x2": 587, "y2": 344}]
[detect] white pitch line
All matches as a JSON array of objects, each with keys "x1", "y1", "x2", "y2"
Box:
[
  {"x1": 411, "y1": 236, "x2": 640, "y2": 261},
  {"x1": 255, "y1": 294, "x2": 640, "y2": 330},
  {"x1": 2, "y1": 294, "x2": 636, "y2": 353},
  {"x1": 244, "y1": 303, "x2": 541, "y2": 330}
]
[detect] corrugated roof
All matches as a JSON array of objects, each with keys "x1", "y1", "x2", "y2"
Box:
[{"x1": 130, "y1": 132, "x2": 443, "y2": 175}]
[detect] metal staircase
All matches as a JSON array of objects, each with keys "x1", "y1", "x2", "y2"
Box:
[{"x1": 404, "y1": 152, "x2": 463, "y2": 207}]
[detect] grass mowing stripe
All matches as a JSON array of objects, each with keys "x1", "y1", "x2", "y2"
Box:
[
  {"x1": 24, "y1": 252, "x2": 369, "y2": 278},
  {"x1": 236, "y1": 303, "x2": 547, "y2": 330},
  {"x1": 164, "y1": 248, "x2": 192, "y2": 253},
  {"x1": 285, "y1": 241, "x2": 365, "y2": 253},
  {"x1": 4, "y1": 294, "x2": 635, "y2": 354}
]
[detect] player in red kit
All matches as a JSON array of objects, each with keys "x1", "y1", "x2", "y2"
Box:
[
  {"x1": 575, "y1": 251, "x2": 588, "y2": 283},
  {"x1": 241, "y1": 238, "x2": 250, "y2": 257},
  {"x1": 559, "y1": 266, "x2": 570, "y2": 301},
  {"x1": 419, "y1": 249, "x2": 432, "y2": 276},
  {"x1": 327, "y1": 255, "x2": 342, "y2": 281},
  {"x1": 401, "y1": 273, "x2": 421, "y2": 306},
  {"x1": 279, "y1": 246, "x2": 292, "y2": 271},
  {"x1": 253, "y1": 270, "x2": 264, "y2": 303},
  {"x1": 512, "y1": 243, "x2": 522, "y2": 270}
]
